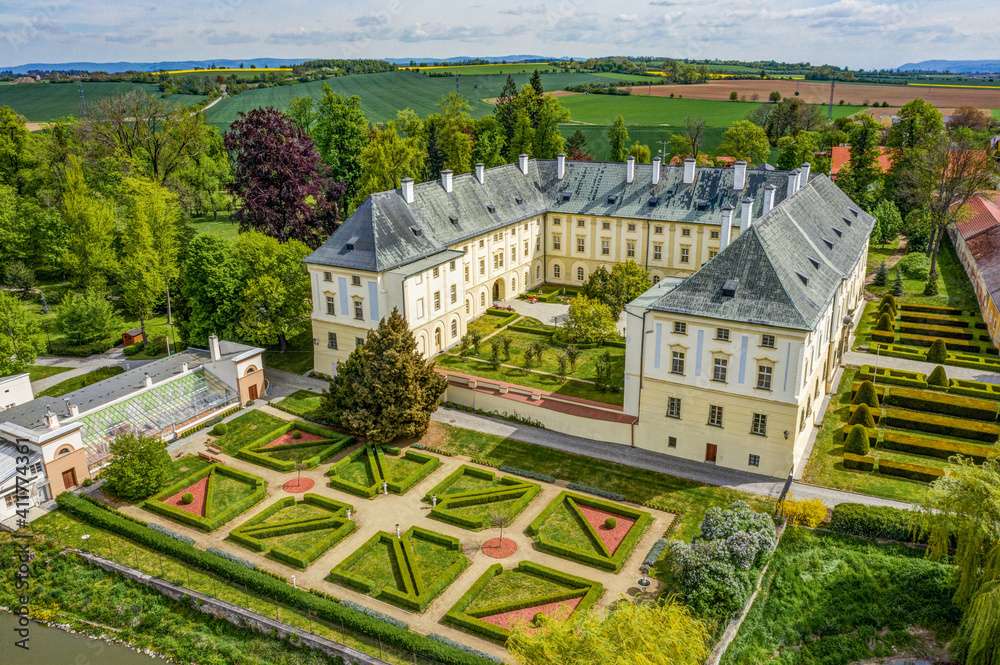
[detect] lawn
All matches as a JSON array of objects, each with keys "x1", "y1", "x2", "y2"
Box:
[
  {"x1": 423, "y1": 465, "x2": 540, "y2": 530},
  {"x1": 466, "y1": 311, "x2": 517, "y2": 338},
  {"x1": 722, "y1": 528, "x2": 959, "y2": 665},
  {"x1": 559, "y1": 123, "x2": 727, "y2": 160},
  {"x1": 26, "y1": 364, "x2": 71, "y2": 381},
  {"x1": 558, "y1": 94, "x2": 768, "y2": 127},
  {"x1": 327, "y1": 445, "x2": 440, "y2": 498},
  {"x1": 329, "y1": 526, "x2": 469, "y2": 612},
  {"x1": 212, "y1": 409, "x2": 288, "y2": 455},
  {"x1": 273, "y1": 389, "x2": 326, "y2": 421},
  {"x1": 192, "y1": 214, "x2": 240, "y2": 243},
  {"x1": 263, "y1": 330, "x2": 315, "y2": 375},
  {"x1": 144, "y1": 463, "x2": 267, "y2": 531},
  {"x1": 24, "y1": 511, "x2": 418, "y2": 664},
  {"x1": 235, "y1": 419, "x2": 352, "y2": 472},
  {"x1": 865, "y1": 236, "x2": 981, "y2": 312},
  {"x1": 37, "y1": 365, "x2": 124, "y2": 397},
  {"x1": 0, "y1": 81, "x2": 205, "y2": 121}
]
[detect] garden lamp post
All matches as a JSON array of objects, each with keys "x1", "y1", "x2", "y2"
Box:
[
  {"x1": 639, "y1": 564, "x2": 650, "y2": 588},
  {"x1": 395, "y1": 523, "x2": 401, "y2": 539}
]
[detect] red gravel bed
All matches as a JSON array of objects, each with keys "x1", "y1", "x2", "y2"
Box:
[
  {"x1": 262, "y1": 430, "x2": 324, "y2": 449},
  {"x1": 576, "y1": 504, "x2": 636, "y2": 553},
  {"x1": 481, "y1": 596, "x2": 582, "y2": 631},
  {"x1": 282, "y1": 477, "x2": 316, "y2": 493},
  {"x1": 481, "y1": 537, "x2": 517, "y2": 559},
  {"x1": 164, "y1": 476, "x2": 209, "y2": 516}
]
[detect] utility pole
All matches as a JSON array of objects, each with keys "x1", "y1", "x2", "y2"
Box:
[{"x1": 828, "y1": 79, "x2": 835, "y2": 120}]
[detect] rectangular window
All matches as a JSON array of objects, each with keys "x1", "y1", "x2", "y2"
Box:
[
  {"x1": 671, "y1": 350, "x2": 685, "y2": 375},
  {"x1": 654, "y1": 225, "x2": 663, "y2": 234},
  {"x1": 552, "y1": 234, "x2": 562, "y2": 250},
  {"x1": 673, "y1": 321, "x2": 687, "y2": 334},
  {"x1": 666, "y1": 397, "x2": 681, "y2": 419},
  {"x1": 682, "y1": 228, "x2": 691, "y2": 237},
  {"x1": 751, "y1": 413, "x2": 768, "y2": 436},
  {"x1": 325, "y1": 295, "x2": 336, "y2": 316},
  {"x1": 353, "y1": 300, "x2": 364, "y2": 320},
  {"x1": 576, "y1": 237, "x2": 585, "y2": 253},
  {"x1": 713, "y1": 357, "x2": 728, "y2": 383},
  {"x1": 653, "y1": 244, "x2": 662, "y2": 261},
  {"x1": 523, "y1": 240, "x2": 528, "y2": 255},
  {"x1": 464, "y1": 264, "x2": 470, "y2": 281},
  {"x1": 710, "y1": 230, "x2": 720, "y2": 240},
  {"x1": 748, "y1": 453, "x2": 760, "y2": 467},
  {"x1": 449, "y1": 260, "x2": 456, "y2": 272},
  {"x1": 450, "y1": 284, "x2": 457, "y2": 304},
  {"x1": 627, "y1": 223, "x2": 636, "y2": 232},
  {"x1": 510, "y1": 246, "x2": 516, "y2": 262},
  {"x1": 323, "y1": 271, "x2": 333, "y2": 282},
  {"x1": 757, "y1": 365, "x2": 773, "y2": 390},
  {"x1": 708, "y1": 405, "x2": 724, "y2": 427},
  {"x1": 553, "y1": 265, "x2": 561, "y2": 278},
  {"x1": 434, "y1": 291, "x2": 441, "y2": 311},
  {"x1": 432, "y1": 267, "x2": 439, "y2": 278},
  {"x1": 536, "y1": 237, "x2": 541, "y2": 251},
  {"x1": 602, "y1": 221, "x2": 611, "y2": 230},
  {"x1": 416, "y1": 298, "x2": 424, "y2": 318},
  {"x1": 479, "y1": 258, "x2": 486, "y2": 275},
  {"x1": 680, "y1": 247, "x2": 690, "y2": 264},
  {"x1": 709, "y1": 249, "x2": 718, "y2": 259},
  {"x1": 626, "y1": 240, "x2": 636, "y2": 258},
  {"x1": 761, "y1": 334, "x2": 775, "y2": 348},
  {"x1": 352, "y1": 275, "x2": 362, "y2": 286},
  {"x1": 716, "y1": 328, "x2": 731, "y2": 341},
  {"x1": 479, "y1": 239, "x2": 485, "y2": 248},
  {"x1": 601, "y1": 239, "x2": 610, "y2": 256},
  {"x1": 668, "y1": 436, "x2": 677, "y2": 448},
  {"x1": 327, "y1": 332, "x2": 338, "y2": 349},
  {"x1": 553, "y1": 218, "x2": 561, "y2": 225},
  {"x1": 451, "y1": 320, "x2": 458, "y2": 338},
  {"x1": 577, "y1": 219, "x2": 585, "y2": 228},
  {"x1": 356, "y1": 337, "x2": 365, "y2": 348}
]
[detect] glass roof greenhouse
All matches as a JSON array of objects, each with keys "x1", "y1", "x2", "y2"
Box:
[{"x1": 76, "y1": 369, "x2": 235, "y2": 465}]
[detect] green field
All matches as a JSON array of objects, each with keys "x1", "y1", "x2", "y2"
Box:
[
  {"x1": 993, "y1": 108, "x2": 1000, "y2": 120},
  {"x1": 0, "y1": 81, "x2": 206, "y2": 121},
  {"x1": 192, "y1": 215, "x2": 240, "y2": 242},
  {"x1": 404, "y1": 63, "x2": 560, "y2": 75},
  {"x1": 559, "y1": 123, "x2": 726, "y2": 159}
]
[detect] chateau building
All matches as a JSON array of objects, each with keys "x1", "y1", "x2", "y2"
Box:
[{"x1": 306, "y1": 156, "x2": 872, "y2": 477}]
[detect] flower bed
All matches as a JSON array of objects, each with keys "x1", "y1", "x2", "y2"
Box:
[
  {"x1": 236, "y1": 419, "x2": 353, "y2": 472},
  {"x1": 423, "y1": 465, "x2": 540, "y2": 530},
  {"x1": 144, "y1": 463, "x2": 267, "y2": 531},
  {"x1": 326, "y1": 446, "x2": 440, "y2": 498}
]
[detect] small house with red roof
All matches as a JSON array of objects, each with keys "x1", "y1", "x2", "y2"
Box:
[{"x1": 829, "y1": 145, "x2": 894, "y2": 180}]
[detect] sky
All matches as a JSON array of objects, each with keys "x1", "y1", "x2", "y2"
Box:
[{"x1": 0, "y1": 0, "x2": 995, "y2": 70}]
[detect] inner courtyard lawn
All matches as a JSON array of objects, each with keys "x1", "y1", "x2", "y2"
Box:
[
  {"x1": 722, "y1": 528, "x2": 959, "y2": 665},
  {"x1": 213, "y1": 410, "x2": 288, "y2": 455}
]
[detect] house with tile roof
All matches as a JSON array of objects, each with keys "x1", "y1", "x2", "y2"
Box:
[
  {"x1": 948, "y1": 192, "x2": 1000, "y2": 346},
  {"x1": 306, "y1": 155, "x2": 872, "y2": 477}
]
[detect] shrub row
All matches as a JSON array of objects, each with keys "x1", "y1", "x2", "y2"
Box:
[
  {"x1": 896, "y1": 323, "x2": 974, "y2": 341},
  {"x1": 900, "y1": 303, "x2": 963, "y2": 316},
  {"x1": 828, "y1": 502, "x2": 926, "y2": 543},
  {"x1": 842, "y1": 452, "x2": 945, "y2": 483},
  {"x1": 144, "y1": 464, "x2": 268, "y2": 531},
  {"x1": 565, "y1": 482, "x2": 626, "y2": 502},
  {"x1": 847, "y1": 426, "x2": 998, "y2": 462},
  {"x1": 484, "y1": 308, "x2": 519, "y2": 323},
  {"x1": 950, "y1": 379, "x2": 1000, "y2": 401},
  {"x1": 856, "y1": 364, "x2": 927, "y2": 389},
  {"x1": 498, "y1": 465, "x2": 556, "y2": 484},
  {"x1": 430, "y1": 484, "x2": 540, "y2": 531},
  {"x1": 327, "y1": 447, "x2": 440, "y2": 498},
  {"x1": 871, "y1": 342, "x2": 1000, "y2": 372},
  {"x1": 898, "y1": 311, "x2": 970, "y2": 327},
  {"x1": 853, "y1": 382, "x2": 1000, "y2": 421},
  {"x1": 147, "y1": 522, "x2": 196, "y2": 545},
  {"x1": 427, "y1": 634, "x2": 504, "y2": 664},
  {"x1": 870, "y1": 329, "x2": 983, "y2": 353},
  {"x1": 850, "y1": 404, "x2": 1000, "y2": 442},
  {"x1": 58, "y1": 495, "x2": 491, "y2": 665}
]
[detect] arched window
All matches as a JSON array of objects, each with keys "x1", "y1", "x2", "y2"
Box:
[
  {"x1": 480, "y1": 291, "x2": 486, "y2": 307},
  {"x1": 57, "y1": 446, "x2": 72, "y2": 456},
  {"x1": 451, "y1": 319, "x2": 458, "y2": 338},
  {"x1": 577, "y1": 267, "x2": 585, "y2": 281},
  {"x1": 536, "y1": 265, "x2": 541, "y2": 279}
]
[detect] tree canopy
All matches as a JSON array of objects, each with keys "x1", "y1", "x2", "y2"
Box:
[
  {"x1": 0, "y1": 291, "x2": 44, "y2": 376},
  {"x1": 101, "y1": 432, "x2": 173, "y2": 501}
]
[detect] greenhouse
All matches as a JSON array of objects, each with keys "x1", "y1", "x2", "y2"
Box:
[{"x1": 76, "y1": 369, "x2": 235, "y2": 466}]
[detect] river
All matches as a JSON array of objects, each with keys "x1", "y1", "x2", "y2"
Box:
[{"x1": 1, "y1": 612, "x2": 162, "y2": 665}]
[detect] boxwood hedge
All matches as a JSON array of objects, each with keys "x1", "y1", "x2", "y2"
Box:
[{"x1": 829, "y1": 502, "x2": 926, "y2": 543}]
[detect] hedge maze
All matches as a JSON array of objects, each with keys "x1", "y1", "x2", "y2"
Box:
[
  {"x1": 329, "y1": 526, "x2": 469, "y2": 612},
  {"x1": 326, "y1": 446, "x2": 441, "y2": 498},
  {"x1": 526, "y1": 491, "x2": 652, "y2": 572},
  {"x1": 145, "y1": 463, "x2": 267, "y2": 531},
  {"x1": 236, "y1": 420, "x2": 354, "y2": 472},
  {"x1": 228, "y1": 493, "x2": 356, "y2": 569},
  {"x1": 445, "y1": 561, "x2": 604, "y2": 642},
  {"x1": 424, "y1": 465, "x2": 540, "y2": 530}
]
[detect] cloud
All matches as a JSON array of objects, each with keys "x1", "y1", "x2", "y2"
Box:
[
  {"x1": 498, "y1": 5, "x2": 540, "y2": 15},
  {"x1": 268, "y1": 28, "x2": 370, "y2": 44},
  {"x1": 397, "y1": 22, "x2": 517, "y2": 42},
  {"x1": 200, "y1": 29, "x2": 256, "y2": 45},
  {"x1": 353, "y1": 14, "x2": 389, "y2": 28}
]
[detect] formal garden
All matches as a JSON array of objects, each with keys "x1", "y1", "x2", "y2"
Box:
[
  {"x1": 424, "y1": 465, "x2": 540, "y2": 530},
  {"x1": 327, "y1": 445, "x2": 441, "y2": 497},
  {"x1": 143, "y1": 462, "x2": 267, "y2": 531}
]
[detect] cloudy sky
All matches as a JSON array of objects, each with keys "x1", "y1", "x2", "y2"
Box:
[{"x1": 0, "y1": 0, "x2": 994, "y2": 69}]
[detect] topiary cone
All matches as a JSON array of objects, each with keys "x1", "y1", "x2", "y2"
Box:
[
  {"x1": 927, "y1": 364, "x2": 949, "y2": 387},
  {"x1": 844, "y1": 424, "x2": 871, "y2": 455},
  {"x1": 853, "y1": 380, "x2": 879, "y2": 408},
  {"x1": 848, "y1": 403, "x2": 876, "y2": 428},
  {"x1": 874, "y1": 313, "x2": 894, "y2": 332},
  {"x1": 926, "y1": 339, "x2": 948, "y2": 364}
]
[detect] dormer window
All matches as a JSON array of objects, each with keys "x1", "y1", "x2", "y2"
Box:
[
  {"x1": 796, "y1": 272, "x2": 809, "y2": 286},
  {"x1": 808, "y1": 257, "x2": 819, "y2": 269},
  {"x1": 832, "y1": 227, "x2": 842, "y2": 237},
  {"x1": 486, "y1": 204, "x2": 496, "y2": 213},
  {"x1": 821, "y1": 238, "x2": 834, "y2": 250}
]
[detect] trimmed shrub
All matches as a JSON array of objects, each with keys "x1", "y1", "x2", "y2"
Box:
[
  {"x1": 927, "y1": 365, "x2": 949, "y2": 387},
  {"x1": 829, "y1": 503, "x2": 925, "y2": 543},
  {"x1": 891, "y1": 270, "x2": 904, "y2": 296},
  {"x1": 898, "y1": 252, "x2": 930, "y2": 280},
  {"x1": 603, "y1": 517, "x2": 617, "y2": 529},
  {"x1": 848, "y1": 403, "x2": 876, "y2": 428},
  {"x1": 565, "y1": 482, "x2": 625, "y2": 502},
  {"x1": 844, "y1": 424, "x2": 870, "y2": 455},
  {"x1": 879, "y1": 293, "x2": 897, "y2": 311},
  {"x1": 852, "y1": 380, "x2": 879, "y2": 407},
  {"x1": 780, "y1": 497, "x2": 827, "y2": 527},
  {"x1": 926, "y1": 338, "x2": 948, "y2": 363},
  {"x1": 874, "y1": 312, "x2": 895, "y2": 332},
  {"x1": 180, "y1": 492, "x2": 194, "y2": 505},
  {"x1": 210, "y1": 423, "x2": 228, "y2": 436}
]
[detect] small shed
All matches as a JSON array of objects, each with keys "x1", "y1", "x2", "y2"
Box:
[{"x1": 122, "y1": 328, "x2": 145, "y2": 347}]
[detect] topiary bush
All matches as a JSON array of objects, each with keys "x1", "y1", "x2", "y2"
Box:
[
  {"x1": 603, "y1": 517, "x2": 617, "y2": 529},
  {"x1": 926, "y1": 338, "x2": 948, "y2": 364},
  {"x1": 292, "y1": 430, "x2": 303, "y2": 439},
  {"x1": 848, "y1": 404, "x2": 876, "y2": 428},
  {"x1": 927, "y1": 365, "x2": 949, "y2": 388},
  {"x1": 879, "y1": 294, "x2": 897, "y2": 311},
  {"x1": 852, "y1": 380, "x2": 879, "y2": 407},
  {"x1": 211, "y1": 423, "x2": 228, "y2": 436},
  {"x1": 844, "y1": 424, "x2": 871, "y2": 455},
  {"x1": 897, "y1": 252, "x2": 930, "y2": 280},
  {"x1": 892, "y1": 270, "x2": 904, "y2": 296},
  {"x1": 875, "y1": 313, "x2": 895, "y2": 332},
  {"x1": 180, "y1": 492, "x2": 194, "y2": 505}
]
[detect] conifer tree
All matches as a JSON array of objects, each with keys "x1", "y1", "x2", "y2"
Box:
[{"x1": 873, "y1": 261, "x2": 888, "y2": 286}]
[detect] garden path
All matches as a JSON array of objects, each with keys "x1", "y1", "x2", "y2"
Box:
[
  {"x1": 843, "y1": 349, "x2": 1000, "y2": 383},
  {"x1": 502, "y1": 298, "x2": 628, "y2": 335}
]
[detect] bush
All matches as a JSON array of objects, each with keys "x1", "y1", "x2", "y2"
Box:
[
  {"x1": 874, "y1": 312, "x2": 895, "y2": 332},
  {"x1": 879, "y1": 294, "x2": 897, "y2": 312},
  {"x1": 844, "y1": 424, "x2": 870, "y2": 455},
  {"x1": 897, "y1": 252, "x2": 931, "y2": 280},
  {"x1": 210, "y1": 423, "x2": 228, "y2": 436},
  {"x1": 926, "y1": 338, "x2": 948, "y2": 363},
  {"x1": 848, "y1": 404, "x2": 875, "y2": 428},
  {"x1": 829, "y1": 503, "x2": 925, "y2": 543},
  {"x1": 892, "y1": 270, "x2": 904, "y2": 296},
  {"x1": 180, "y1": 492, "x2": 194, "y2": 505},
  {"x1": 55, "y1": 290, "x2": 123, "y2": 345},
  {"x1": 927, "y1": 365, "x2": 949, "y2": 387},
  {"x1": 603, "y1": 517, "x2": 617, "y2": 529},
  {"x1": 852, "y1": 380, "x2": 879, "y2": 407},
  {"x1": 101, "y1": 432, "x2": 173, "y2": 501},
  {"x1": 780, "y1": 497, "x2": 827, "y2": 527},
  {"x1": 291, "y1": 430, "x2": 303, "y2": 439}
]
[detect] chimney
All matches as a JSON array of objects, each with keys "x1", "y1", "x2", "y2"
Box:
[
  {"x1": 68, "y1": 403, "x2": 79, "y2": 418},
  {"x1": 556, "y1": 154, "x2": 566, "y2": 180},
  {"x1": 651, "y1": 155, "x2": 661, "y2": 185},
  {"x1": 401, "y1": 177, "x2": 415, "y2": 204},
  {"x1": 800, "y1": 162, "x2": 811, "y2": 184},
  {"x1": 208, "y1": 334, "x2": 222, "y2": 361},
  {"x1": 740, "y1": 196, "x2": 753, "y2": 231},
  {"x1": 787, "y1": 169, "x2": 801, "y2": 195},
  {"x1": 440, "y1": 169, "x2": 453, "y2": 193},
  {"x1": 144, "y1": 372, "x2": 153, "y2": 388},
  {"x1": 181, "y1": 362, "x2": 189, "y2": 373},
  {"x1": 733, "y1": 160, "x2": 747, "y2": 190},
  {"x1": 474, "y1": 162, "x2": 485, "y2": 184},
  {"x1": 45, "y1": 407, "x2": 59, "y2": 430},
  {"x1": 518, "y1": 153, "x2": 529, "y2": 175},
  {"x1": 763, "y1": 184, "x2": 777, "y2": 214},
  {"x1": 625, "y1": 156, "x2": 635, "y2": 184},
  {"x1": 682, "y1": 157, "x2": 696, "y2": 184},
  {"x1": 719, "y1": 204, "x2": 735, "y2": 251}
]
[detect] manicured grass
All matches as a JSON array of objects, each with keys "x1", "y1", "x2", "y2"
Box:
[
  {"x1": 213, "y1": 410, "x2": 288, "y2": 455},
  {"x1": 25, "y1": 511, "x2": 417, "y2": 664},
  {"x1": 37, "y1": 365, "x2": 124, "y2": 397},
  {"x1": 144, "y1": 463, "x2": 267, "y2": 531},
  {"x1": 165, "y1": 454, "x2": 212, "y2": 484},
  {"x1": 263, "y1": 330, "x2": 314, "y2": 375},
  {"x1": 423, "y1": 465, "x2": 540, "y2": 530},
  {"x1": 466, "y1": 311, "x2": 517, "y2": 338},
  {"x1": 865, "y1": 236, "x2": 982, "y2": 312},
  {"x1": 0, "y1": 81, "x2": 205, "y2": 121},
  {"x1": 26, "y1": 364, "x2": 71, "y2": 381},
  {"x1": 273, "y1": 389, "x2": 328, "y2": 422},
  {"x1": 327, "y1": 446, "x2": 441, "y2": 498},
  {"x1": 192, "y1": 214, "x2": 240, "y2": 243},
  {"x1": 722, "y1": 528, "x2": 959, "y2": 665}
]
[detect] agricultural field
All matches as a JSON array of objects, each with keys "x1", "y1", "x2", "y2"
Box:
[
  {"x1": 624, "y1": 78, "x2": 1000, "y2": 108},
  {"x1": 557, "y1": 94, "x2": 770, "y2": 127},
  {"x1": 401, "y1": 62, "x2": 561, "y2": 75},
  {"x1": 0, "y1": 81, "x2": 206, "y2": 121}
]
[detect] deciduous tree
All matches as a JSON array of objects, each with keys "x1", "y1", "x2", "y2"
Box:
[
  {"x1": 719, "y1": 120, "x2": 771, "y2": 164},
  {"x1": 582, "y1": 261, "x2": 651, "y2": 318},
  {"x1": 563, "y1": 296, "x2": 618, "y2": 344},
  {"x1": 101, "y1": 432, "x2": 172, "y2": 501},
  {"x1": 61, "y1": 155, "x2": 116, "y2": 290},
  {"x1": 354, "y1": 121, "x2": 427, "y2": 205},
  {"x1": 0, "y1": 291, "x2": 44, "y2": 375},
  {"x1": 310, "y1": 86, "x2": 368, "y2": 203},
  {"x1": 608, "y1": 115, "x2": 630, "y2": 162},
  {"x1": 55, "y1": 290, "x2": 122, "y2": 346}
]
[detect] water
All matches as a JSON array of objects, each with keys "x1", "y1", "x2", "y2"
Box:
[{"x1": 1, "y1": 612, "x2": 161, "y2": 665}]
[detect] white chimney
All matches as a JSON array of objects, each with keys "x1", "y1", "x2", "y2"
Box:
[
  {"x1": 740, "y1": 196, "x2": 753, "y2": 231},
  {"x1": 800, "y1": 162, "x2": 811, "y2": 184},
  {"x1": 719, "y1": 204, "x2": 734, "y2": 251},
  {"x1": 144, "y1": 372, "x2": 153, "y2": 388},
  {"x1": 733, "y1": 161, "x2": 747, "y2": 190},
  {"x1": 682, "y1": 157, "x2": 696, "y2": 184},
  {"x1": 401, "y1": 177, "x2": 415, "y2": 204},
  {"x1": 652, "y1": 155, "x2": 661, "y2": 185},
  {"x1": 787, "y1": 169, "x2": 800, "y2": 195},
  {"x1": 518, "y1": 153, "x2": 529, "y2": 175},
  {"x1": 181, "y1": 362, "x2": 189, "y2": 373},
  {"x1": 556, "y1": 154, "x2": 566, "y2": 180},
  {"x1": 68, "y1": 403, "x2": 79, "y2": 418},
  {"x1": 45, "y1": 407, "x2": 59, "y2": 430},
  {"x1": 625, "y1": 156, "x2": 635, "y2": 184},
  {"x1": 440, "y1": 169, "x2": 453, "y2": 193},
  {"x1": 763, "y1": 184, "x2": 777, "y2": 214},
  {"x1": 474, "y1": 163, "x2": 485, "y2": 184},
  {"x1": 208, "y1": 334, "x2": 222, "y2": 361}
]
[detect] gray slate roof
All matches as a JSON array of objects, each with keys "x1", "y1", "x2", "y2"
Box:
[
  {"x1": 649, "y1": 175, "x2": 874, "y2": 330},
  {"x1": 307, "y1": 159, "x2": 796, "y2": 273}
]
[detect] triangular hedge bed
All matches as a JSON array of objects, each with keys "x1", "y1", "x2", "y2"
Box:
[
  {"x1": 144, "y1": 463, "x2": 267, "y2": 531},
  {"x1": 423, "y1": 465, "x2": 540, "y2": 530},
  {"x1": 236, "y1": 419, "x2": 354, "y2": 472},
  {"x1": 326, "y1": 446, "x2": 440, "y2": 498}
]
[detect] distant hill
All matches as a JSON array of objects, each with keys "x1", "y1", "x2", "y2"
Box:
[
  {"x1": 2, "y1": 58, "x2": 310, "y2": 74},
  {"x1": 897, "y1": 60, "x2": 1000, "y2": 74},
  {"x1": 385, "y1": 55, "x2": 560, "y2": 65}
]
